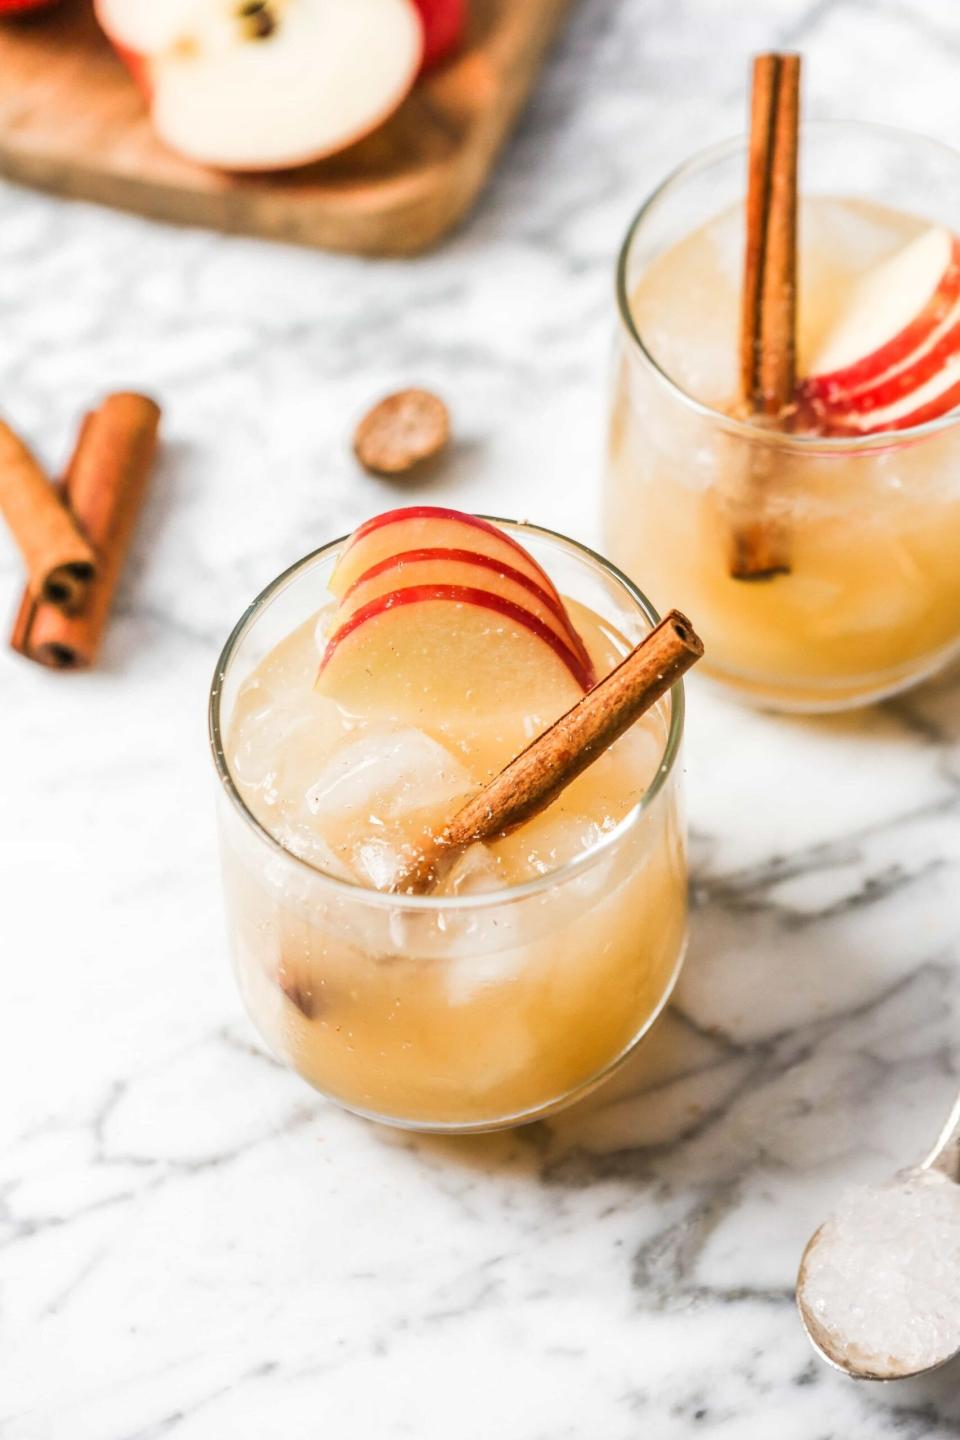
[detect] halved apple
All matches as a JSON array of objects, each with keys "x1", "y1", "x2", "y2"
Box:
[
  {"x1": 0, "y1": 0, "x2": 61, "y2": 13},
  {"x1": 331, "y1": 507, "x2": 567, "y2": 608},
  {"x1": 340, "y1": 546, "x2": 594, "y2": 680},
  {"x1": 94, "y1": 0, "x2": 424, "y2": 171},
  {"x1": 316, "y1": 585, "x2": 590, "y2": 721},
  {"x1": 412, "y1": 0, "x2": 466, "y2": 69},
  {"x1": 803, "y1": 227, "x2": 960, "y2": 407}
]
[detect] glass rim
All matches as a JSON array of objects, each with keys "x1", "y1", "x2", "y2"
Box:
[
  {"x1": 208, "y1": 518, "x2": 686, "y2": 913},
  {"x1": 616, "y1": 117, "x2": 960, "y2": 453}
]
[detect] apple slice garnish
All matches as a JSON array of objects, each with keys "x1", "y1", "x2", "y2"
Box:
[
  {"x1": 94, "y1": 0, "x2": 424, "y2": 171},
  {"x1": 802, "y1": 227, "x2": 960, "y2": 408},
  {"x1": 819, "y1": 312, "x2": 960, "y2": 420},
  {"x1": 799, "y1": 225, "x2": 960, "y2": 435},
  {"x1": 330, "y1": 507, "x2": 567, "y2": 608},
  {"x1": 339, "y1": 546, "x2": 594, "y2": 680},
  {"x1": 316, "y1": 585, "x2": 591, "y2": 719},
  {"x1": 823, "y1": 355, "x2": 960, "y2": 435}
]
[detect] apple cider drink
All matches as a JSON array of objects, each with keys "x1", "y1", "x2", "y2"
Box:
[
  {"x1": 210, "y1": 511, "x2": 689, "y2": 1131},
  {"x1": 605, "y1": 119, "x2": 960, "y2": 710}
]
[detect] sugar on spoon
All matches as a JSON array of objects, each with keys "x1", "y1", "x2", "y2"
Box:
[{"x1": 797, "y1": 1087, "x2": 960, "y2": 1381}]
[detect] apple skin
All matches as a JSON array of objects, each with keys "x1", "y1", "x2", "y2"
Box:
[
  {"x1": 337, "y1": 506, "x2": 566, "y2": 606},
  {"x1": 825, "y1": 375, "x2": 960, "y2": 436},
  {"x1": 343, "y1": 545, "x2": 594, "y2": 676},
  {"x1": 802, "y1": 236, "x2": 960, "y2": 408},
  {"x1": 0, "y1": 0, "x2": 60, "y2": 14},
  {"x1": 110, "y1": 38, "x2": 153, "y2": 100},
  {"x1": 800, "y1": 229, "x2": 960, "y2": 435},
  {"x1": 92, "y1": 1, "x2": 153, "y2": 97},
  {"x1": 412, "y1": 0, "x2": 466, "y2": 68},
  {"x1": 319, "y1": 583, "x2": 594, "y2": 692},
  {"x1": 816, "y1": 319, "x2": 960, "y2": 420}
]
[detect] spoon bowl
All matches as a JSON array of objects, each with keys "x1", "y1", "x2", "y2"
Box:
[{"x1": 796, "y1": 1091, "x2": 960, "y2": 1381}]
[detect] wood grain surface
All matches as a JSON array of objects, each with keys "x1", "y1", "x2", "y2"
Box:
[{"x1": 0, "y1": 0, "x2": 572, "y2": 255}]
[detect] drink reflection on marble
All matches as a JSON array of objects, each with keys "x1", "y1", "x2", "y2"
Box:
[
  {"x1": 605, "y1": 123, "x2": 960, "y2": 711},
  {"x1": 209, "y1": 515, "x2": 688, "y2": 1132}
]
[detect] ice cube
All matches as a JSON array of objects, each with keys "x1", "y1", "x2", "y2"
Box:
[
  {"x1": 498, "y1": 810, "x2": 604, "y2": 880},
  {"x1": 274, "y1": 822, "x2": 354, "y2": 882},
  {"x1": 230, "y1": 688, "x2": 348, "y2": 851},
  {"x1": 632, "y1": 203, "x2": 741, "y2": 407},
  {"x1": 306, "y1": 728, "x2": 473, "y2": 823},
  {"x1": 352, "y1": 836, "x2": 405, "y2": 892},
  {"x1": 230, "y1": 702, "x2": 314, "y2": 791},
  {"x1": 444, "y1": 925, "x2": 529, "y2": 1005},
  {"x1": 810, "y1": 539, "x2": 932, "y2": 640},
  {"x1": 611, "y1": 716, "x2": 666, "y2": 784},
  {"x1": 430, "y1": 847, "x2": 534, "y2": 1003},
  {"x1": 803, "y1": 197, "x2": 918, "y2": 278},
  {"x1": 438, "y1": 843, "x2": 503, "y2": 897},
  {"x1": 448, "y1": 1010, "x2": 535, "y2": 1091}
]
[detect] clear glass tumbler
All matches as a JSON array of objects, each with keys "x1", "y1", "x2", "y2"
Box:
[
  {"x1": 209, "y1": 523, "x2": 689, "y2": 1132},
  {"x1": 605, "y1": 122, "x2": 960, "y2": 711}
]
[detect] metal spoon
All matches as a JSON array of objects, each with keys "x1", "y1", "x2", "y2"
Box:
[{"x1": 797, "y1": 1088, "x2": 960, "y2": 1381}]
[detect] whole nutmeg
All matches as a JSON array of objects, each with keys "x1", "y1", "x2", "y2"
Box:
[{"x1": 353, "y1": 389, "x2": 450, "y2": 476}]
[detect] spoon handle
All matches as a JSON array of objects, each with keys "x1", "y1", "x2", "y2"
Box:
[{"x1": 922, "y1": 1088, "x2": 960, "y2": 1178}]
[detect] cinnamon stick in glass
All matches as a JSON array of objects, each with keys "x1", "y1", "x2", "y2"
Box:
[
  {"x1": 0, "y1": 420, "x2": 96, "y2": 612},
  {"x1": 392, "y1": 609, "x2": 703, "y2": 895},
  {"x1": 11, "y1": 394, "x2": 161, "y2": 670},
  {"x1": 728, "y1": 52, "x2": 800, "y2": 580}
]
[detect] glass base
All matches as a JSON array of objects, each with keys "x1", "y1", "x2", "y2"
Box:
[
  {"x1": 696, "y1": 636, "x2": 960, "y2": 714},
  {"x1": 288, "y1": 933, "x2": 689, "y2": 1135}
]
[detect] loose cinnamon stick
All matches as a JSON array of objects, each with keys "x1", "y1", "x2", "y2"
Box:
[
  {"x1": 11, "y1": 394, "x2": 161, "y2": 670},
  {"x1": 392, "y1": 609, "x2": 703, "y2": 895},
  {"x1": 0, "y1": 420, "x2": 96, "y2": 612},
  {"x1": 729, "y1": 52, "x2": 800, "y2": 580}
]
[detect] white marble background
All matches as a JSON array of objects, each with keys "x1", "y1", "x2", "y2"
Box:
[{"x1": 3, "y1": 0, "x2": 960, "y2": 1435}]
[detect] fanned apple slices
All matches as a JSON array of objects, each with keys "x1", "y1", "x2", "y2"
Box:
[
  {"x1": 331, "y1": 507, "x2": 566, "y2": 603},
  {"x1": 317, "y1": 508, "x2": 595, "y2": 721},
  {"x1": 802, "y1": 225, "x2": 960, "y2": 435}
]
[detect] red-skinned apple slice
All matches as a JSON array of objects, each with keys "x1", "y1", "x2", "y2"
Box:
[
  {"x1": 331, "y1": 507, "x2": 566, "y2": 609},
  {"x1": 824, "y1": 355, "x2": 960, "y2": 435},
  {"x1": 339, "y1": 546, "x2": 594, "y2": 679},
  {"x1": 94, "y1": 0, "x2": 424, "y2": 171},
  {"x1": 821, "y1": 312, "x2": 960, "y2": 419},
  {"x1": 802, "y1": 228, "x2": 960, "y2": 406},
  {"x1": 316, "y1": 585, "x2": 591, "y2": 719}
]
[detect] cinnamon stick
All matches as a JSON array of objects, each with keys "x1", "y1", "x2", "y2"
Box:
[
  {"x1": 729, "y1": 52, "x2": 800, "y2": 580},
  {"x1": 0, "y1": 420, "x2": 96, "y2": 612},
  {"x1": 392, "y1": 609, "x2": 703, "y2": 895},
  {"x1": 11, "y1": 394, "x2": 161, "y2": 670}
]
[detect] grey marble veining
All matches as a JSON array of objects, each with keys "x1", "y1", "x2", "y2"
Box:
[{"x1": 3, "y1": 1, "x2": 960, "y2": 1435}]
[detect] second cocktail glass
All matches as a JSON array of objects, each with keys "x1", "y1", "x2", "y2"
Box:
[{"x1": 605, "y1": 122, "x2": 960, "y2": 711}]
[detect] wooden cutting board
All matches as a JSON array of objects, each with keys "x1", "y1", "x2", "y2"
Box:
[{"x1": 0, "y1": 0, "x2": 571, "y2": 256}]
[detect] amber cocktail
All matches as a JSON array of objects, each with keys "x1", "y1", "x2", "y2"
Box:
[
  {"x1": 210, "y1": 511, "x2": 689, "y2": 1131},
  {"x1": 605, "y1": 123, "x2": 960, "y2": 710}
]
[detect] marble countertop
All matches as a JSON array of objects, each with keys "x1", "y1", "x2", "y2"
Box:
[{"x1": 4, "y1": 1, "x2": 960, "y2": 1435}]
